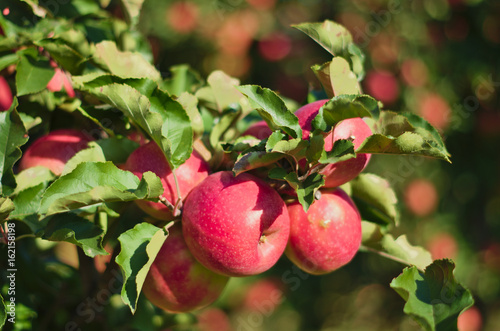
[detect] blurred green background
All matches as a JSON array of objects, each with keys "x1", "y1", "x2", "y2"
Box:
[{"x1": 2, "y1": 0, "x2": 500, "y2": 330}]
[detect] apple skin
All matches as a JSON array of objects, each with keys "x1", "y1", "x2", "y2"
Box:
[
  {"x1": 242, "y1": 120, "x2": 273, "y2": 140},
  {"x1": 18, "y1": 129, "x2": 94, "y2": 176},
  {"x1": 47, "y1": 68, "x2": 75, "y2": 98},
  {"x1": 125, "y1": 141, "x2": 210, "y2": 221},
  {"x1": 285, "y1": 188, "x2": 362, "y2": 275},
  {"x1": 294, "y1": 99, "x2": 372, "y2": 187},
  {"x1": 321, "y1": 117, "x2": 372, "y2": 188},
  {"x1": 0, "y1": 76, "x2": 13, "y2": 111},
  {"x1": 182, "y1": 171, "x2": 290, "y2": 277},
  {"x1": 142, "y1": 225, "x2": 229, "y2": 313}
]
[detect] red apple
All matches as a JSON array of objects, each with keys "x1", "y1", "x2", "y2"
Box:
[
  {"x1": 47, "y1": 67, "x2": 75, "y2": 98},
  {"x1": 242, "y1": 120, "x2": 273, "y2": 140},
  {"x1": 0, "y1": 76, "x2": 13, "y2": 111},
  {"x1": 18, "y1": 129, "x2": 94, "y2": 176},
  {"x1": 286, "y1": 188, "x2": 362, "y2": 275},
  {"x1": 182, "y1": 171, "x2": 290, "y2": 277},
  {"x1": 142, "y1": 225, "x2": 229, "y2": 313},
  {"x1": 321, "y1": 117, "x2": 372, "y2": 188},
  {"x1": 125, "y1": 141, "x2": 210, "y2": 221},
  {"x1": 294, "y1": 99, "x2": 372, "y2": 187}
]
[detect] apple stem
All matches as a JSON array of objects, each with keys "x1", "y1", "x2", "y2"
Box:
[
  {"x1": 163, "y1": 220, "x2": 177, "y2": 231},
  {"x1": 159, "y1": 196, "x2": 176, "y2": 210},
  {"x1": 359, "y1": 245, "x2": 424, "y2": 271},
  {"x1": 172, "y1": 168, "x2": 183, "y2": 202}
]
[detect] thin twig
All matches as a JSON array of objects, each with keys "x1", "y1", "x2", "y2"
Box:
[{"x1": 360, "y1": 245, "x2": 418, "y2": 269}]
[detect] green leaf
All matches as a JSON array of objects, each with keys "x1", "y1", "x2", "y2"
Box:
[
  {"x1": 120, "y1": 0, "x2": 146, "y2": 27},
  {"x1": 293, "y1": 20, "x2": 365, "y2": 79},
  {"x1": 318, "y1": 139, "x2": 355, "y2": 164},
  {"x1": 209, "y1": 108, "x2": 241, "y2": 150},
  {"x1": 116, "y1": 222, "x2": 168, "y2": 313},
  {"x1": 312, "y1": 58, "x2": 361, "y2": 98},
  {"x1": 296, "y1": 173, "x2": 325, "y2": 211},
  {"x1": 269, "y1": 169, "x2": 324, "y2": 211},
  {"x1": 13, "y1": 166, "x2": 55, "y2": 195},
  {"x1": 35, "y1": 39, "x2": 86, "y2": 74},
  {"x1": 93, "y1": 41, "x2": 161, "y2": 81},
  {"x1": 10, "y1": 183, "x2": 46, "y2": 223},
  {"x1": 306, "y1": 131, "x2": 325, "y2": 163},
  {"x1": 380, "y1": 235, "x2": 433, "y2": 271},
  {"x1": 95, "y1": 137, "x2": 140, "y2": 165},
  {"x1": 350, "y1": 173, "x2": 399, "y2": 228},
  {"x1": 20, "y1": 0, "x2": 48, "y2": 17},
  {"x1": 390, "y1": 259, "x2": 474, "y2": 331},
  {"x1": 0, "y1": 53, "x2": 19, "y2": 72},
  {"x1": 62, "y1": 142, "x2": 106, "y2": 175},
  {"x1": 162, "y1": 64, "x2": 203, "y2": 96},
  {"x1": 15, "y1": 54, "x2": 54, "y2": 96},
  {"x1": 42, "y1": 213, "x2": 107, "y2": 257},
  {"x1": 78, "y1": 78, "x2": 193, "y2": 169},
  {"x1": 314, "y1": 95, "x2": 377, "y2": 129},
  {"x1": 271, "y1": 138, "x2": 308, "y2": 159},
  {"x1": 177, "y1": 92, "x2": 204, "y2": 137},
  {"x1": 39, "y1": 162, "x2": 163, "y2": 216},
  {"x1": 0, "y1": 197, "x2": 14, "y2": 222},
  {"x1": 265, "y1": 131, "x2": 286, "y2": 151},
  {"x1": 294, "y1": 20, "x2": 353, "y2": 58},
  {"x1": 18, "y1": 112, "x2": 42, "y2": 131},
  {"x1": 233, "y1": 151, "x2": 284, "y2": 176},
  {"x1": 204, "y1": 71, "x2": 250, "y2": 113},
  {"x1": 0, "y1": 105, "x2": 29, "y2": 196},
  {"x1": 357, "y1": 111, "x2": 450, "y2": 162},
  {"x1": 238, "y1": 85, "x2": 302, "y2": 139}
]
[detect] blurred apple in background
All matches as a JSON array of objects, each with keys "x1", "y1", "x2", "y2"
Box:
[
  {"x1": 457, "y1": 306, "x2": 482, "y2": 331},
  {"x1": 167, "y1": 1, "x2": 199, "y2": 34},
  {"x1": 197, "y1": 307, "x2": 232, "y2": 331},
  {"x1": 404, "y1": 178, "x2": 439, "y2": 217},
  {"x1": 258, "y1": 32, "x2": 292, "y2": 62},
  {"x1": 427, "y1": 232, "x2": 458, "y2": 260},
  {"x1": 364, "y1": 69, "x2": 400, "y2": 106},
  {"x1": 417, "y1": 92, "x2": 451, "y2": 131},
  {"x1": 242, "y1": 277, "x2": 284, "y2": 312},
  {"x1": 401, "y1": 59, "x2": 428, "y2": 87}
]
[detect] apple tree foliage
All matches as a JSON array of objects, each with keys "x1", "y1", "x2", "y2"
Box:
[{"x1": 0, "y1": 1, "x2": 473, "y2": 330}]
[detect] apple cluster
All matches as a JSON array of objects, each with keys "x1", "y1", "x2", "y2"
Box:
[{"x1": 17, "y1": 99, "x2": 372, "y2": 313}]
